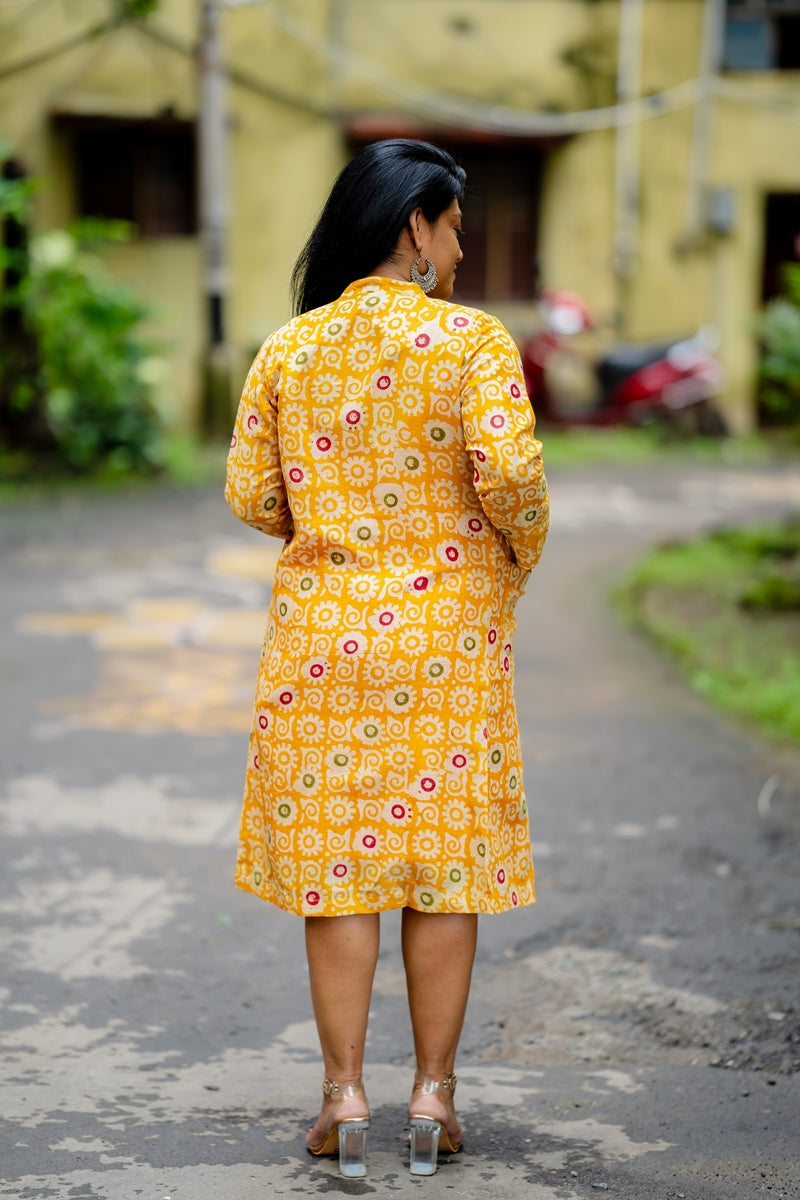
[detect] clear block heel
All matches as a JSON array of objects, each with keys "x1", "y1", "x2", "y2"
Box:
[
  {"x1": 306, "y1": 1078, "x2": 370, "y2": 1177},
  {"x1": 338, "y1": 1119, "x2": 369, "y2": 1178},
  {"x1": 409, "y1": 1117, "x2": 441, "y2": 1176},
  {"x1": 407, "y1": 1071, "x2": 462, "y2": 1175}
]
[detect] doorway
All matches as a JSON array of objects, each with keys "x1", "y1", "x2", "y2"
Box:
[{"x1": 762, "y1": 192, "x2": 800, "y2": 302}]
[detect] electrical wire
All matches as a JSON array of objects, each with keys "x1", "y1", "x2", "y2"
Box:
[
  {"x1": 2, "y1": 3, "x2": 799, "y2": 135},
  {"x1": 136, "y1": 20, "x2": 328, "y2": 116},
  {"x1": 258, "y1": 0, "x2": 701, "y2": 135},
  {"x1": 715, "y1": 76, "x2": 800, "y2": 124},
  {"x1": 0, "y1": 19, "x2": 119, "y2": 82},
  {"x1": 140, "y1": 10, "x2": 800, "y2": 135},
  {"x1": 258, "y1": 0, "x2": 800, "y2": 134}
]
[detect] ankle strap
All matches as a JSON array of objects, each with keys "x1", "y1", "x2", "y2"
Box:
[
  {"x1": 415, "y1": 1072, "x2": 457, "y2": 1094},
  {"x1": 322, "y1": 1077, "x2": 364, "y2": 1099}
]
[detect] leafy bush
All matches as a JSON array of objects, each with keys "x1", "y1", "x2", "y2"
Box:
[
  {"x1": 740, "y1": 575, "x2": 800, "y2": 612},
  {"x1": 1, "y1": 146, "x2": 164, "y2": 477},
  {"x1": 755, "y1": 264, "x2": 800, "y2": 428},
  {"x1": 26, "y1": 224, "x2": 163, "y2": 473}
]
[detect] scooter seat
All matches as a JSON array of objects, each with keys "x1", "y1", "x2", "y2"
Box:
[{"x1": 597, "y1": 340, "x2": 681, "y2": 394}]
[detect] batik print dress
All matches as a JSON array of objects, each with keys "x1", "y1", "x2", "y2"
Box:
[{"x1": 225, "y1": 276, "x2": 549, "y2": 916}]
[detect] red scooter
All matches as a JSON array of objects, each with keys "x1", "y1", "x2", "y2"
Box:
[{"x1": 521, "y1": 290, "x2": 725, "y2": 431}]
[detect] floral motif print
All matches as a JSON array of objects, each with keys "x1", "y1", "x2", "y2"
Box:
[{"x1": 226, "y1": 277, "x2": 548, "y2": 915}]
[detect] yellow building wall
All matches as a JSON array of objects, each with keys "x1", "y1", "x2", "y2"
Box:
[
  {"x1": 227, "y1": 92, "x2": 342, "y2": 375},
  {"x1": 536, "y1": 0, "x2": 800, "y2": 431},
  {"x1": 339, "y1": 0, "x2": 617, "y2": 114},
  {"x1": 2, "y1": 0, "x2": 800, "y2": 432},
  {"x1": 539, "y1": 130, "x2": 617, "y2": 320},
  {"x1": 224, "y1": 0, "x2": 343, "y2": 379}
]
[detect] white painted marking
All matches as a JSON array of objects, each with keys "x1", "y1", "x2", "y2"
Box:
[
  {"x1": 0, "y1": 869, "x2": 190, "y2": 979},
  {"x1": 550, "y1": 471, "x2": 800, "y2": 535},
  {"x1": 1, "y1": 775, "x2": 239, "y2": 848},
  {"x1": 613, "y1": 823, "x2": 647, "y2": 839},
  {"x1": 655, "y1": 815, "x2": 678, "y2": 830},
  {"x1": 535, "y1": 1117, "x2": 673, "y2": 1161},
  {"x1": 757, "y1": 775, "x2": 779, "y2": 819},
  {"x1": 524, "y1": 945, "x2": 723, "y2": 1018},
  {"x1": 585, "y1": 1069, "x2": 644, "y2": 1094},
  {"x1": 639, "y1": 934, "x2": 679, "y2": 950}
]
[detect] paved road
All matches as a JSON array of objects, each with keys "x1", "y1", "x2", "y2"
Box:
[{"x1": 1, "y1": 461, "x2": 799, "y2": 1200}]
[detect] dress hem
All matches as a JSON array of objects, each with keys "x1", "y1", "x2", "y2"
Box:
[{"x1": 234, "y1": 875, "x2": 536, "y2": 917}]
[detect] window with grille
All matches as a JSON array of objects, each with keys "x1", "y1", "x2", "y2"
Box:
[
  {"x1": 724, "y1": 1, "x2": 800, "y2": 70},
  {"x1": 446, "y1": 147, "x2": 542, "y2": 304},
  {"x1": 54, "y1": 114, "x2": 197, "y2": 237}
]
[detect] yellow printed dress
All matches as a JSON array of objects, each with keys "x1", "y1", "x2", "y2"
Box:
[{"x1": 225, "y1": 276, "x2": 549, "y2": 916}]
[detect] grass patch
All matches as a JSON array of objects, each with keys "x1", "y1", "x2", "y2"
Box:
[
  {"x1": 1, "y1": 427, "x2": 793, "y2": 495},
  {"x1": 541, "y1": 426, "x2": 779, "y2": 468},
  {"x1": 615, "y1": 519, "x2": 800, "y2": 742},
  {"x1": 156, "y1": 434, "x2": 229, "y2": 487},
  {"x1": 0, "y1": 434, "x2": 229, "y2": 504}
]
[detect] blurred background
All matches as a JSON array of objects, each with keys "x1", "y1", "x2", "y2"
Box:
[
  {"x1": 2, "y1": 0, "x2": 800, "y2": 477},
  {"x1": 1, "y1": 14, "x2": 800, "y2": 1193}
]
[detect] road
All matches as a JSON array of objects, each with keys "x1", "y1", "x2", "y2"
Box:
[{"x1": 1, "y1": 460, "x2": 798, "y2": 1199}]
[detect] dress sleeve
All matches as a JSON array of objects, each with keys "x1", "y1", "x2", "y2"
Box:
[
  {"x1": 224, "y1": 338, "x2": 293, "y2": 540},
  {"x1": 460, "y1": 312, "x2": 549, "y2": 570}
]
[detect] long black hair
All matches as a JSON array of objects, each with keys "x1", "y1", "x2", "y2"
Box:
[{"x1": 291, "y1": 139, "x2": 466, "y2": 315}]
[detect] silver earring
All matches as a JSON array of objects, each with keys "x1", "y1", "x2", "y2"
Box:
[{"x1": 411, "y1": 256, "x2": 438, "y2": 294}]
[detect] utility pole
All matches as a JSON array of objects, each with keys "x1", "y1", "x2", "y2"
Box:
[
  {"x1": 198, "y1": 0, "x2": 231, "y2": 435},
  {"x1": 327, "y1": 0, "x2": 347, "y2": 111},
  {"x1": 613, "y1": 0, "x2": 644, "y2": 334},
  {"x1": 683, "y1": 0, "x2": 726, "y2": 244}
]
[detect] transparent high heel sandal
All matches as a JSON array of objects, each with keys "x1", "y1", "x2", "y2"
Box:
[
  {"x1": 306, "y1": 1078, "x2": 370, "y2": 1178},
  {"x1": 408, "y1": 1072, "x2": 462, "y2": 1176}
]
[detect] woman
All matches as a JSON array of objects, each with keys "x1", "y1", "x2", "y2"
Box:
[{"x1": 225, "y1": 139, "x2": 549, "y2": 1177}]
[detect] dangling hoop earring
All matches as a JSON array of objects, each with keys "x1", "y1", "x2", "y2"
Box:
[{"x1": 411, "y1": 256, "x2": 438, "y2": 294}]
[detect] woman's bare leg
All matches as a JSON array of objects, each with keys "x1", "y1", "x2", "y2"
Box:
[
  {"x1": 305, "y1": 913, "x2": 380, "y2": 1144},
  {"x1": 401, "y1": 909, "x2": 477, "y2": 1140}
]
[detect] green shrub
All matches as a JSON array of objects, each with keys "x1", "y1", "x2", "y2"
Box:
[
  {"x1": 1, "y1": 145, "x2": 164, "y2": 477},
  {"x1": 755, "y1": 264, "x2": 800, "y2": 428},
  {"x1": 25, "y1": 224, "x2": 163, "y2": 473},
  {"x1": 708, "y1": 520, "x2": 800, "y2": 560},
  {"x1": 740, "y1": 575, "x2": 800, "y2": 612}
]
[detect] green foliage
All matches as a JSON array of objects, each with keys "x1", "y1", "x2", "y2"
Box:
[
  {"x1": 780, "y1": 261, "x2": 800, "y2": 307},
  {"x1": 740, "y1": 575, "x2": 800, "y2": 612},
  {"x1": 708, "y1": 520, "x2": 800, "y2": 561},
  {"x1": 1, "y1": 147, "x2": 164, "y2": 477},
  {"x1": 624, "y1": 520, "x2": 800, "y2": 608},
  {"x1": 25, "y1": 227, "x2": 163, "y2": 472},
  {"x1": 111, "y1": 0, "x2": 159, "y2": 20},
  {"x1": 755, "y1": 264, "x2": 800, "y2": 426},
  {"x1": 0, "y1": 143, "x2": 36, "y2": 296},
  {"x1": 690, "y1": 652, "x2": 800, "y2": 742},
  {"x1": 0, "y1": 172, "x2": 35, "y2": 228},
  {"x1": 616, "y1": 518, "x2": 800, "y2": 742},
  {"x1": 159, "y1": 433, "x2": 229, "y2": 487}
]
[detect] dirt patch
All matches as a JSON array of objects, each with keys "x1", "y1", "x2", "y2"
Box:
[{"x1": 476, "y1": 943, "x2": 800, "y2": 1076}]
